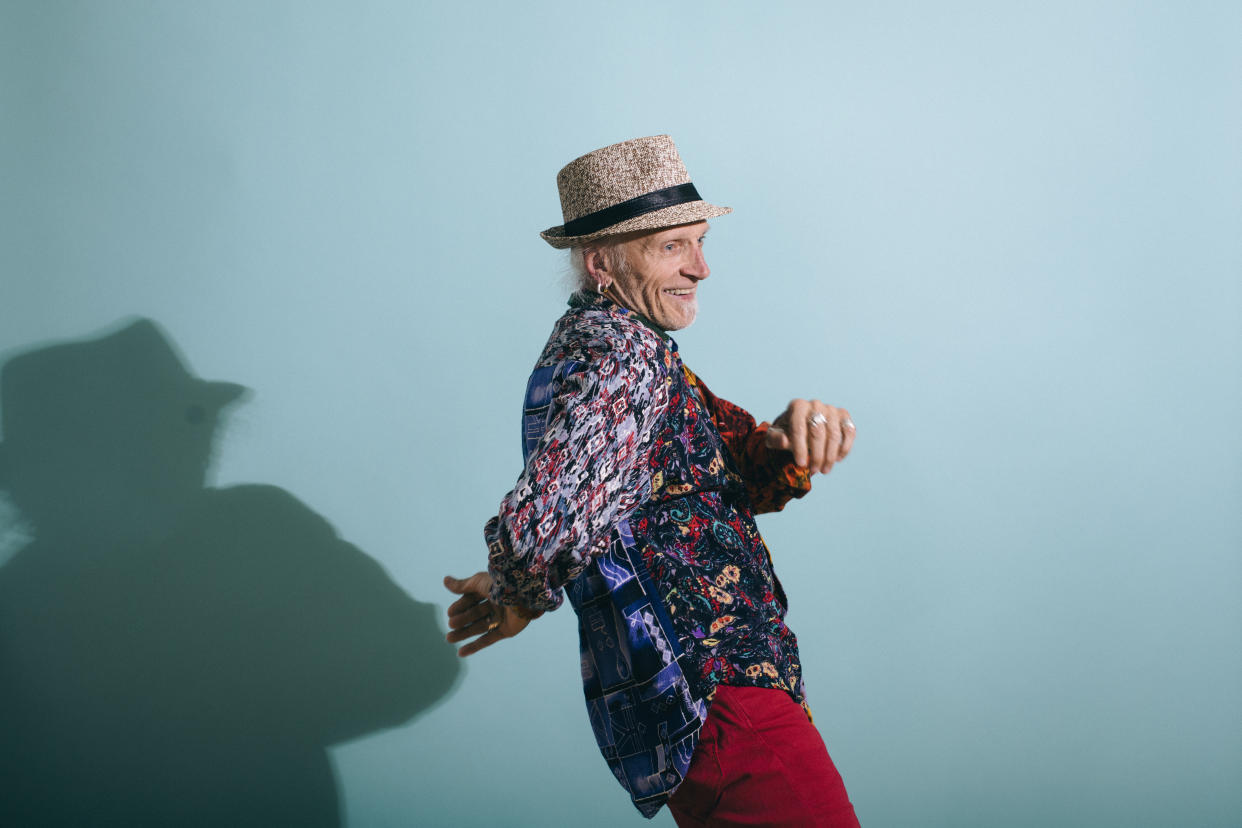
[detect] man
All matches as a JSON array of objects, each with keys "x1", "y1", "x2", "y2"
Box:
[{"x1": 445, "y1": 135, "x2": 860, "y2": 825}]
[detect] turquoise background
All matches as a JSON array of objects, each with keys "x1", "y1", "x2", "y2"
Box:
[{"x1": 2, "y1": 1, "x2": 1240, "y2": 825}]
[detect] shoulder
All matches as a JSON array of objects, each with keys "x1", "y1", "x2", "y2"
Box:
[{"x1": 538, "y1": 298, "x2": 669, "y2": 379}]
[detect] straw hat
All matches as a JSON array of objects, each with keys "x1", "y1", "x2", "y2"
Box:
[{"x1": 540, "y1": 135, "x2": 732, "y2": 249}]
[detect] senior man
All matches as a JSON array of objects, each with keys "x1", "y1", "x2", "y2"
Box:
[{"x1": 445, "y1": 135, "x2": 860, "y2": 826}]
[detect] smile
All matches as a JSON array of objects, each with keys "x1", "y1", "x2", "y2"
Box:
[{"x1": 664, "y1": 289, "x2": 695, "y2": 296}]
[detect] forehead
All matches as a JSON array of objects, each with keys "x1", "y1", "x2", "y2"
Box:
[{"x1": 633, "y1": 221, "x2": 710, "y2": 250}]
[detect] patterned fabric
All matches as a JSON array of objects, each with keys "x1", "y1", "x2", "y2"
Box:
[
  {"x1": 485, "y1": 291, "x2": 811, "y2": 817},
  {"x1": 629, "y1": 360, "x2": 808, "y2": 702},
  {"x1": 485, "y1": 301, "x2": 671, "y2": 612}
]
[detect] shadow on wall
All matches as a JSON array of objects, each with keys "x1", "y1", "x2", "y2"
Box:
[{"x1": 0, "y1": 319, "x2": 462, "y2": 828}]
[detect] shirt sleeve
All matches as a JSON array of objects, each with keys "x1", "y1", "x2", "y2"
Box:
[
  {"x1": 693, "y1": 378, "x2": 812, "y2": 515},
  {"x1": 484, "y1": 337, "x2": 670, "y2": 612}
]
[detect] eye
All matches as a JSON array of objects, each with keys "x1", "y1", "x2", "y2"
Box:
[{"x1": 663, "y1": 242, "x2": 677, "y2": 252}]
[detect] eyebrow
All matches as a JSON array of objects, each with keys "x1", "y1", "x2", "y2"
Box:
[
  {"x1": 643, "y1": 225, "x2": 710, "y2": 251},
  {"x1": 674, "y1": 225, "x2": 711, "y2": 241}
]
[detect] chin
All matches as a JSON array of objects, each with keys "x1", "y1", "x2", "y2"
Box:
[
  {"x1": 655, "y1": 298, "x2": 698, "y2": 332},
  {"x1": 662, "y1": 311, "x2": 697, "y2": 332}
]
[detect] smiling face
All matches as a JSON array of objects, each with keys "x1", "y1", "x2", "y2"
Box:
[{"x1": 599, "y1": 221, "x2": 711, "y2": 332}]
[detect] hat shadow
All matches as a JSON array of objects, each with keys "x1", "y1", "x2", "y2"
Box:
[{"x1": 0, "y1": 319, "x2": 462, "y2": 827}]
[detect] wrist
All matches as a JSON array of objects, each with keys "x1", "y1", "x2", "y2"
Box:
[{"x1": 510, "y1": 603, "x2": 544, "y2": 621}]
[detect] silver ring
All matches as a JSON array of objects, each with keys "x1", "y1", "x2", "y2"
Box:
[
  {"x1": 809, "y1": 412, "x2": 829, "y2": 428},
  {"x1": 843, "y1": 418, "x2": 855, "y2": 431}
]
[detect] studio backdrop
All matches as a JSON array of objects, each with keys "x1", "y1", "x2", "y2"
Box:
[{"x1": 2, "y1": 2, "x2": 1239, "y2": 826}]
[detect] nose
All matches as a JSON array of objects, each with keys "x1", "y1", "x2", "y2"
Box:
[{"x1": 683, "y1": 243, "x2": 710, "y2": 280}]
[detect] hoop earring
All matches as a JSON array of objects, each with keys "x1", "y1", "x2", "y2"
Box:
[{"x1": 596, "y1": 280, "x2": 611, "y2": 295}]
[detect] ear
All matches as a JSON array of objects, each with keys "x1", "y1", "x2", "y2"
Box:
[{"x1": 582, "y1": 247, "x2": 608, "y2": 281}]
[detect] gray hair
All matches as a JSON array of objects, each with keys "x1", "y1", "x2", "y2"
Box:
[{"x1": 566, "y1": 238, "x2": 634, "y2": 293}]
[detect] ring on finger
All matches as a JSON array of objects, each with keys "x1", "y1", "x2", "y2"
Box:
[
  {"x1": 486, "y1": 604, "x2": 501, "y2": 632},
  {"x1": 843, "y1": 417, "x2": 855, "y2": 432},
  {"x1": 809, "y1": 412, "x2": 829, "y2": 428}
]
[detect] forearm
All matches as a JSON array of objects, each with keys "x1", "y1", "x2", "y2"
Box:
[
  {"x1": 484, "y1": 349, "x2": 668, "y2": 611},
  {"x1": 690, "y1": 373, "x2": 811, "y2": 513},
  {"x1": 484, "y1": 513, "x2": 589, "y2": 613},
  {"x1": 736, "y1": 422, "x2": 812, "y2": 513}
]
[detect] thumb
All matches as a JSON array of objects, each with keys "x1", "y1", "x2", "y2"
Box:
[
  {"x1": 764, "y1": 425, "x2": 791, "y2": 451},
  {"x1": 443, "y1": 575, "x2": 465, "y2": 593}
]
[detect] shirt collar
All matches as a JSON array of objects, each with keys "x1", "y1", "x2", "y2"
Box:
[{"x1": 568, "y1": 290, "x2": 674, "y2": 345}]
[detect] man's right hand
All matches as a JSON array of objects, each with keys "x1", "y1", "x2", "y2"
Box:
[
  {"x1": 765, "y1": 398, "x2": 855, "y2": 475},
  {"x1": 443, "y1": 572, "x2": 531, "y2": 657}
]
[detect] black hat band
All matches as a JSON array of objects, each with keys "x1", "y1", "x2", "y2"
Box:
[{"x1": 561, "y1": 182, "x2": 702, "y2": 237}]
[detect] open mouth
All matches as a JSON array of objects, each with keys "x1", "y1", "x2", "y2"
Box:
[{"x1": 664, "y1": 288, "x2": 695, "y2": 298}]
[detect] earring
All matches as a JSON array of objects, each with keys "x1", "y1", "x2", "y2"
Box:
[{"x1": 596, "y1": 280, "x2": 610, "y2": 295}]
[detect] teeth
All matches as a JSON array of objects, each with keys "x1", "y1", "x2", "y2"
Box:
[{"x1": 666, "y1": 289, "x2": 693, "y2": 295}]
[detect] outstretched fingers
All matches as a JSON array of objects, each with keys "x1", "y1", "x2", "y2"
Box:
[
  {"x1": 458, "y1": 628, "x2": 506, "y2": 657},
  {"x1": 444, "y1": 571, "x2": 501, "y2": 655}
]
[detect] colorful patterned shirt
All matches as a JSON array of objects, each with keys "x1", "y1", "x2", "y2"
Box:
[{"x1": 485, "y1": 291, "x2": 812, "y2": 817}]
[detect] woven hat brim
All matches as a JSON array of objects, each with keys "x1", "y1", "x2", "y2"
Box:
[{"x1": 540, "y1": 201, "x2": 732, "y2": 249}]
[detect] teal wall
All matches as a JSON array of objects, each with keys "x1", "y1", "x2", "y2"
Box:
[{"x1": 2, "y1": 1, "x2": 1239, "y2": 825}]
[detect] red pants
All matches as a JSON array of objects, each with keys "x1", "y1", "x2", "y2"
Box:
[{"x1": 667, "y1": 686, "x2": 861, "y2": 827}]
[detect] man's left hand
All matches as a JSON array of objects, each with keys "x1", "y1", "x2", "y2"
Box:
[
  {"x1": 765, "y1": 399, "x2": 856, "y2": 475},
  {"x1": 443, "y1": 572, "x2": 531, "y2": 657}
]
